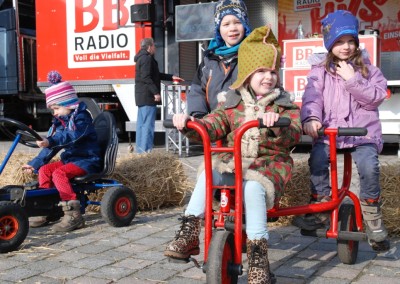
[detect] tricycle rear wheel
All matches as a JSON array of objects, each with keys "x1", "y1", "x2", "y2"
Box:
[
  {"x1": 101, "y1": 186, "x2": 137, "y2": 227},
  {"x1": 337, "y1": 203, "x2": 359, "y2": 264},
  {"x1": 206, "y1": 230, "x2": 238, "y2": 284},
  {"x1": 0, "y1": 201, "x2": 29, "y2": 253}
]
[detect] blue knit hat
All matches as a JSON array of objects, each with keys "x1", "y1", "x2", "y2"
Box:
[
  {"x1": 322, "y1": 10, "x2": 359, "y2": 51},
  {"x1": 214, "y1": 0, "x2": 251, "y2": 46}
]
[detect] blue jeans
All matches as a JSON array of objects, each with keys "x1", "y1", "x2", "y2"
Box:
[
  {"x1": 185, "y1": 170, "x2": 268, "y2": 240},
  {"x1": 309, "y1": 143, "x2": 381, "y2": 200},
  {"x1": 136, "y1": 105, "x2": 157, "y2": 153}
]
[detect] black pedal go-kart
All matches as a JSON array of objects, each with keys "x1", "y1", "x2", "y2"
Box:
[{"x1": 0, "y1": 104, "x2": 137, "y2": 253}]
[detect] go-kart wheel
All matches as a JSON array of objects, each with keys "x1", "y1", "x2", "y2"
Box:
[
  {"x1": 101, "y1": 186, "x2": 137, "y2": 227},
  {"x1": 206, "y1": 231, "x2": 238, "y2": 284},
  {"x1": 0, "y1": 201, "x2": 29, "y2": 253},
  {"x1": 337, "y1": 203, "x2": 359, "y2": 264},
  {"x1": 0, "y1": 117, "x2": 42, "y2": 148}
]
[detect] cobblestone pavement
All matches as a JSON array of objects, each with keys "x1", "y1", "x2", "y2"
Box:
[{"x1": 0, "y1": 142, "x2": 399, "y2": 283}]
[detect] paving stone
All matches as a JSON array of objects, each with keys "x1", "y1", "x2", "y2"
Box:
[
  {"x1": 297, "y1": 248, "x2": 338, "y2": 261},
  {"x1": 0, "y1": 267, "x2": 41, "y2": 282},
  {"x1": 43, "y1": 266, "x2": 90, "y2": 280},
  {"x1": 132, "y1": 266, "x2": 177, "y2": 281},
  {"x1": 362, "y1": 264, "x2": 400, "y2": 278},
  {"x1": 86, "y1": 265, "x2": 135, "y2": 280},
  {"x1": 315, "y1": 266, "x2": 360, "y2": 279},
  {"x1": 353, "y1": 274, "x2": 400, "y2": 284},
  {"x1": 70, "y1": 256, "x2": 115, "y2": 270},
  {"x1": 308, "y1": 276, "x2": 351, "y2": 284},
  {"x1": 274, "y1": 257, "x2": 324, "y2": 278}
]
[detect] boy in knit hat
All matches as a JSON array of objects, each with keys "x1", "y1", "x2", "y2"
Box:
[
  {"x1": 164, "y1": 26, "x2": 301, "y2": 284},
  {"x1": 187, "y1": 0, "x2": 251, "y2": 118},
  {"x1": 22, "y1": 71, "x2": 102, "y2": 232},
  {"x1": 293, "y1": 10, "x2": 390, "y2": 252}
]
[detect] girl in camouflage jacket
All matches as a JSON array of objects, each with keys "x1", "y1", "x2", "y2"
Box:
[{"x1": 164, "y1": 25, "x2": 301, "y2": 284}]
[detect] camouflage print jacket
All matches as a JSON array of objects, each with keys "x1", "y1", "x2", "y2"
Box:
[{"x1": 183, "y1": 87, "x2": 302, "y2": 209}]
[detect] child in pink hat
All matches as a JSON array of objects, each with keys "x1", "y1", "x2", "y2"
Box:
[{"x1": 23, "y1": 71, "x2": 102, "y2": 232}]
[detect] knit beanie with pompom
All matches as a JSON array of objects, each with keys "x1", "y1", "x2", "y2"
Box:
[{"x1": 45, "y1": 71, "x2": 79, "y2": 108}]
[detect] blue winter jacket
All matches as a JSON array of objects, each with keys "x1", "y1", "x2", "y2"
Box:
[{"x1": 28, "y1": 102, "x2": 103, "y2": 173}]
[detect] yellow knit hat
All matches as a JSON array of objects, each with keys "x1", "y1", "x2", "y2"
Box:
[{"x1": 230, "y1": 25, "x2": 281, "y2": 90}]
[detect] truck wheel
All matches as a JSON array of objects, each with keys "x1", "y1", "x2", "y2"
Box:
[
  {"x1": 206, "y1": 231, "x2": 238, "y2": 284},
  {"x1": 337, "y1": 203, "x2": 359, "y2": 264},
  {"x1": 0, "y1": 201, "x2": 29, "y2": 253},
  {"x1": 101, "y1": 186, "x2": 137, "y2": 227}
]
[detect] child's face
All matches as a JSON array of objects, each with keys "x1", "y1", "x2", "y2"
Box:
[
  {"x1": 331, "y1": 35, "x2": 357, "y2": 60},
  {"x1": 51, "y1": 105, "x2": 72, "y2": 117},
  {"x1": 219, "y1": 15, "x2": 245, "y2": 47},
  {"x1": 249, "y1": 69, "x2": 278, "y2": 96}
]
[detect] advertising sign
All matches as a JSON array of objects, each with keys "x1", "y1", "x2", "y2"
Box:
[
  {"x1": 278, "y1": 0, "x2": 400, "y2": 52},
  {"x1": 36, "y1": 0, "x2": 150, "y2": 82},
  {"x1": 282, "y1": 69, "x2": 309, "y2": 106},
  {"x1": 283, "y1": 35, "x2": 378, "y2": 69},
  {"x1": 66, "y1": 0, "x2": 136, "y2": 69}
]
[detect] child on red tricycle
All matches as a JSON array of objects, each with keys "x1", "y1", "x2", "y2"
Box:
[{"x1": 164, "y1": 25, "x2": 302, "y2": 284}]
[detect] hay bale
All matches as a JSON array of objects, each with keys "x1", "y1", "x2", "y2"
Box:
[
  {"x1": 272, "y1": 159, "x2": 310, "y2": 226},
  {"x1": 380, "y1": 161, "x2": 400, "y2": 237},
  {"x1": 89, "y1": 151, "x2": 193, "y2": 211},
  {"x1": 0, "y1": 153, "x2": 37, "y2": 186}
]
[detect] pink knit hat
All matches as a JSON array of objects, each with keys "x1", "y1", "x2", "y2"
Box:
[{"x1": 45, "y1": 71, "x2": 79, "y2": 108}]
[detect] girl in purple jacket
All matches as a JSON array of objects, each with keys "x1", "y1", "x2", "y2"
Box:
[{"x1": 294, "y1": 10, "x2": 389, "y2": 252}]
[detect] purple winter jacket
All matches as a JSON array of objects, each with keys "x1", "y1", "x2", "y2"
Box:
[{"x1": 300, "y1": 50, "x2": 387, "y2": 153}]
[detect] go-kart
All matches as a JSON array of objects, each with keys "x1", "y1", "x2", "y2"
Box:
[
  {"x1": 0, "y1": 109, "x2": 137, "y2": 253},
  {"x1": 165, "y1": 118, "x2": 369, "y2": 283}
]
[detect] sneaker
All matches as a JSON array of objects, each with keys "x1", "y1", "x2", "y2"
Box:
[
  {"x1": 292, "y1": 195, "x2": 331, "y2": 231},
  {"x1": 361, "y1": 199, "x2": 390, "y2": 252}
]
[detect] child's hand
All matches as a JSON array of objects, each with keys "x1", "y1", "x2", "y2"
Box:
[
  {"x1": 336, "y1": 61, "x2": 355, "y2": 81},
  {"x1": 260, "y1": 112, "x2": 279, "y2": 127},
  {"x1": 261, "y1": 112, "x2": 281, "y2": 136},
  {"x1": 36, "y1": 138, "x2": 49, "y2": 148},
  {"x1": 303, "y1": 120, "x2": 322, "y2": 138},
  {"x1": 173, "y1": 113, "x2": 193, "y2": 131},
  {"x1": 22, "y1": 164, "x2": 35, "y2": 174}
]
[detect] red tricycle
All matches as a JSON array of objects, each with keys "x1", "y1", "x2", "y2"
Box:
[{"x1": 166, "y1": 118, "x2": 368, "y2": 283}]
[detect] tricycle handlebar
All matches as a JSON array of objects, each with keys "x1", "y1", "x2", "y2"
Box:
[
  {"x1": 163, "y1": 117, "x2": 291, "y2": 129},
  {"x1": 317, "y1": 127, "x2": 368, "y2": 137}
]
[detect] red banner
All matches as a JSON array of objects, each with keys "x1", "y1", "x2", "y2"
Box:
[{"x1": 278, "y1": 0, "x2": 400, "y2": 52}]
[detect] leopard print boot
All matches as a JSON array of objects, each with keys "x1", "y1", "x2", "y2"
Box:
[
  {"x1": 164, "y1": 215, "x2": 201, "y2": 260},
  {"x1": 247, "y1": 238, "x2": 272, "y2": 284}
]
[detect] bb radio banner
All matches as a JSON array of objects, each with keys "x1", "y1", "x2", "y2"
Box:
[{"x1": 283, "y1": 35, "x2": 379, "y2": 69}]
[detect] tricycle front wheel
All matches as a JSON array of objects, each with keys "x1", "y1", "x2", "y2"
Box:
[
  {"x1": 206, "y1": 230, "x2": 238, "y2": 284},
  {"x1": 0, "y1": 201, "x2": 29, "y2": 253},
  {"x1": 337, "y1": 203, "x2": 359, "y2": 264}
]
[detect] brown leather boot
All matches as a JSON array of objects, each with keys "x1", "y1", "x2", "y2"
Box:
[
  {"x1": 247, "y1": 238, "x2": 272, "y2": 284},
  {"x1": 51, "y1": 200, "x2": 85, "y2": 232},
  {"x1": 164, "y1": 215, "x2": 201, "y2": 259}
]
